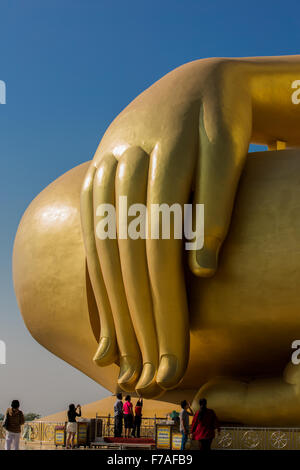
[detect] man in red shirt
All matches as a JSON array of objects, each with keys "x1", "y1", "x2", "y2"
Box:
[{"x1": 191, "y1": 398, "x2": 220, "y2": 451}]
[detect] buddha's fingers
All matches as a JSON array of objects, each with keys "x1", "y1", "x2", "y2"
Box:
[
  {"x1": 189, "y1": 80, "x2": 252, "y2": 277},
  {"x1": 80, "y1": 164, "x2": 118, "y2": 366},
  {"x1": 93, "y1": 153, "x2": 142, "y2": 391},
  {"x1": 146, "y1": 140, "x2": 196, "y2": 390},
  {"x1": 116, "y1": 146, "x2": 163, "y2": 398}
]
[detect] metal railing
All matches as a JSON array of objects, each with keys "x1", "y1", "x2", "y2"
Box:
[
  {"x1": 2, "y1": 419, "x2": 300, "y2": 449},
  {"x1": 97, "y1": 415, "x2": 170, "y2": 438},
  {"x1": 0, "y1": 416, "x2": 166, "y2": 443},
  {"x1": 212, "y1": 426, "x2": 300, "y2": 450},
  {"x1": 0, "y1": 420, "x2": 64, "y2": 443}
]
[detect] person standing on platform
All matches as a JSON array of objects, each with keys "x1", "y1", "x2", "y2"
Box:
[
  {"x1": 132, "y1": 399, "x2": 143, "y2": 438},
  {"x1": 66, "y1": 403, "x2": 81, "y2": 449},
  {"x1": 179, "y1": 400, "x2": 194, "y2": 450},
  {"x1": 114, "y1": 393, "x2": 123, "y2": 437},
  {"x1": 123, "y1": 395, "x2": 134, "y2": 438},
  {"x1": 3, "y1": 400, "x2": 25, "y2": 450},
  {"x1": 191, "y1": 398, "x2": 220, "y2": 451}
]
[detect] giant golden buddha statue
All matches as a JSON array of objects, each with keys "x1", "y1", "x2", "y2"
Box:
[{"x1": 13, "y1": 56, "x2": 300, "y2": 425}]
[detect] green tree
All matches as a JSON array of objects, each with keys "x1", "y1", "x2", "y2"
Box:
[{"x1": 24, "y1": 413, "x2": 41, "y2": 421}]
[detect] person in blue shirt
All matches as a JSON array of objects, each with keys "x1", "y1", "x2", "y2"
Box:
[
  {"x1": 114, "y1": 393, "x2": 123, "y2": 437},
  {"x1": 180, "y1": 400, "x2": 194, "y2": 450}
]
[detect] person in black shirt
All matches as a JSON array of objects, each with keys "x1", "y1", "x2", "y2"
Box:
[
  {"x1": 131, "y1": 399, "x2": 143, "y2": 438},
  {"x1": 66, "y1": 404, "x2": 81, "y2": 449},
  {"x1": 114, "y1": 393, "x2": 123, "y2": 437}
]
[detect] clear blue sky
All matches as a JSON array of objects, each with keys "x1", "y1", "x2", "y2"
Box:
[{"x1": 0, "y1": 0, "x2": 299, "y2": 416}]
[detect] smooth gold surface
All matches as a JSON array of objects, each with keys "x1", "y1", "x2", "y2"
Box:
[
  {"x1": 13, "y1": 148, "x2": 300, "y2": 425},
  {"x1": 80, "y1": 56, "x2": 300, "y2": 394},
  {"x1": 13, "y1": 56, "x2": 300, "y2": 424},
  {"x1": 13, "y1": 163, "x2": 119, "y2": 392}
]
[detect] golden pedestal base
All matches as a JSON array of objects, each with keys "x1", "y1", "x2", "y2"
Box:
[{"x1": 213, "y1": 427, "x2": 300, "y2": 451}]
